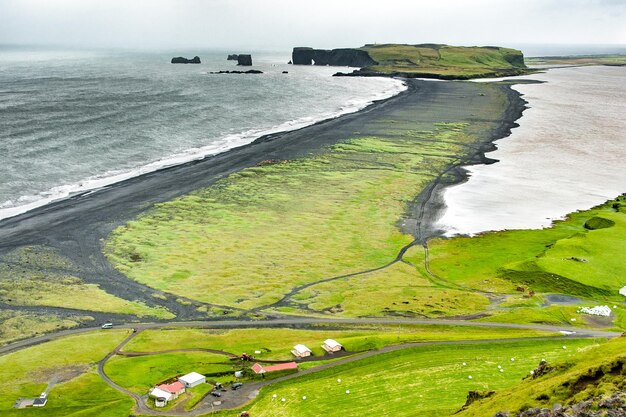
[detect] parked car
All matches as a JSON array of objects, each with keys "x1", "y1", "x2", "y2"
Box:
[
  {"x1": 101, "y1": 323, "x2": 113, "y2": 329},
  {"x1": 232, "y1": 383, "x2": 243, "y2": 390},
  {"x1": 210, "y1": 390, "x2": 222, "y2": 397}
]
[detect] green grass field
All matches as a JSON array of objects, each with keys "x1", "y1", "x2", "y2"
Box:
[
  {"x1": 0, "y1": 246, "x2": 174, "y2": 319},
  {"x1": 360, "y1": 44, "x2": 528, "y2": 78},
  {"x1": 0, "y1": 309, "x2": 91, "y2": 346},
  {"x1": 219, "y1": 338, "x2": 606, "y2": 417},
  {"x1": 0, "y1": 330, "x2": 132, "y2": 417},
  {"x1": 457, "y1": 336, "x2": 626, "y2": 416},
  {"x1": 286, "y1": 262, "x2": 490, "y2": 318},
  {"x1": 105, "y1": 125, "x2": 480, "y2": 309},
  {"x1": 123, "y1": 326, "x2": 556, "y2": 362},
  {"x1": 105, "y1": 351, "x2": 232, "y2": 394},
  {"x1": 427, "y1": 197, "x2": 626, "y2": 328}
]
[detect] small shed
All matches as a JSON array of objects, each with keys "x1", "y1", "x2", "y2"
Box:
[
  {"x1": 291, "y1": 344, "x2": 312, "y2": 358},
  {"x1": 322, "y1": 339, "x2": 343, "y2": 353},
  {"x1": 179, "y1": 372, "x2": 206, "y2": 388},
  {"x1": 33, "y1": 397, "x2": 47, "y2": 407},
  {"x1": 158, "y1": 381, "x2": 186, "y2": 399}
]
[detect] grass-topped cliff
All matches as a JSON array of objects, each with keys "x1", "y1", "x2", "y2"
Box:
[{"x1": 342, "y1": 43, "x2": 529, "y2": 79}]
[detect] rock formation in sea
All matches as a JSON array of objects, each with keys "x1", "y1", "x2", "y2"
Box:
[
  {"x1": 227, "y1": 54, "x2": 239, "y2": 60},
  {"x1": 171, "y1": 56, "x2": 201, "y2": 64},
  {"x1": 208, "y1": 70, "x2": 263, "y2": 74},
  {"x1": 291, "y1": 47, "x2": 377, "y2": 67},
  {"x1": 237, "y1": 55, "x2": 253, "y2": 66}
]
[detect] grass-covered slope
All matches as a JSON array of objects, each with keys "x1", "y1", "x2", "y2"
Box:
[
  {"x1": 356, "y1": 44, "x2": 528, "y2": 79},
  {"x1": 219, "y1": 338, "x2": 605, "y2": 417},
  {"x1": 457, "y1": 336, "x2": 625, "y2": 417},
  {"x1": 428, "y1": 196, "x2": 626, "y2": 328}
]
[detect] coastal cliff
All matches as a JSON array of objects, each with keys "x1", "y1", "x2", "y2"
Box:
[
  {"x1": 295, "y1": 44, "x2": 528, "y2": 79},
  {"x1": 292, "y1": 47, "x2": 378, "y2": 67},
  {"x1": 237, "y1": 54, "x2": 253, "y2": 66}
]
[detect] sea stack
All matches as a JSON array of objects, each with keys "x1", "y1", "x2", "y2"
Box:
[
  {"x1": 237, "y1": 54, "x2": 253, "y2": 66},
  {"x1": 171, "y1": 56, "x2": 201, "y2": 64},
  {"x1": 227, "y1": 54, "x2": 239, "y2": 60}
]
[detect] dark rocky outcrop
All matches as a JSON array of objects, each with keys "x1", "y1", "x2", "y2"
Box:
[
  {"x1": 208, "y1": 70, "x2": 263, "y2": 74},
  {"x1": 171, "y1": 56, "x2": 201, "y2": 64},
  {"x1": 461, "y1": 390, "x2": 496, "y2": 409},
  {"x1": 491, "y1": 392, "x2": 625, "y2": 417},
  {"x1": 292, "y1": 47, "x2": 377, "y2": 67},
  {"x1": 237, "y1": 54, "x2": 252, "y2": 66},
  {"x1": 227, "y1": 54, "x2": 239, "y2": 60}
]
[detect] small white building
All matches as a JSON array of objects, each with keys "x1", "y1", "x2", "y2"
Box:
[
  {"x1": 179, "y1": 372, "x2": 206, "y2": 388},
  {"x1": 291, "y1": 344, "x2": 312, "y2": 358},
  {"x1": 322, "y1": 339, "x2": 343, "y2": 353},
  {"x1": 149, "y1": 387, "x2": 173, "y2": 407}
]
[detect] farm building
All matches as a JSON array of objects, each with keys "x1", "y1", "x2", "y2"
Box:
[
  {"x1": 157, "y1": 381, "x2": 185, "y2": 399},
  {"x1": 251, "y1": 362, "x2": 298, "y2": 374},
  {"x1": 33, "y1": 397, "x2": 47, "y2": 407},
  {"x1": 149, "y1": 387, "x2": 173, "y2": 407},
  {"x1": 291, "y1": 344, "x2": 312, "y2": 358},
  {"x1": 14, "y1": 393, "x2": 48, "y2": 409},
  {"x1": 179, "y1": 372, "x2": 206, "y2": 388},
  {"x1": 322, "y1": 339, "x2": 343, "y2": 353}
]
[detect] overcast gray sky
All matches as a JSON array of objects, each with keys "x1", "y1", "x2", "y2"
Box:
[{"x1": 1, "y1": 0, "x2": 624, "y2": 50}]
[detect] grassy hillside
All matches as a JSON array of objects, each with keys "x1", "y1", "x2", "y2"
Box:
[
  {"x1": 219, "y1": 338, "x2": 605, "y2": 417},
  {"x1": 457, "y1": 335, "x2": 625, "y2": 417},
  {"x1": 358, "y1": 44, "x2": 528, "y2": 79},
  {"x1": 428, "y1": 196, "x2": 626, "y2": 328}
]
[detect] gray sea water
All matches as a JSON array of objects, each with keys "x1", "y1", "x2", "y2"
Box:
[
  {"x1": 0, "y1": 47, "x2": 405, "y2": 220},
  {"x1": 438, "y1": 66, "x2": 626, "y2": 235}
]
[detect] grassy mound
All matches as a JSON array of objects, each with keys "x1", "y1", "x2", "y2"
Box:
[{"x1": 584, "y1": 216, "x2": 615, "y2": 230}]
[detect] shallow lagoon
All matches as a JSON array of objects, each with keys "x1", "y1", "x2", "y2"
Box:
[{"x1": 439, "y1": 66, "x2": 626, "y2": 235}]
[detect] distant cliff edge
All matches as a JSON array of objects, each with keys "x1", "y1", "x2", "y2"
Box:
[
  {"x1": 292, "y1": 47, "x2": 377, "y2": 67},
  {"x1": 293, "y1": 44, "x2": 529, "y2": 79}
]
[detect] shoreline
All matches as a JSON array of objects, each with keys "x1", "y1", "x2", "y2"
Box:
[
  {"x1": 0, "y1": 77, "x2": 407, "y2": 222},
  {"x1": 0, "y1": 81, "x2": 412, "y2": 239},
  {"x1": 409, "y1": 82, "x2": 528, "y2": 242},
  {"x1": 0, "y1": 78, "x2": 527, "y2": 333}
]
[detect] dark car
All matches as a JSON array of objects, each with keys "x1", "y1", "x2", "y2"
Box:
[
  {"x1": 232, "y1": 383, "x2": 243, "y2": 390},
  {"x1": 210, "y1": 390, "x2": 222, "y2": 397}
]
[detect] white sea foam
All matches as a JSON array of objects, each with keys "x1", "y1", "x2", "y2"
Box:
[
  {"x1": 438, "y1": 66, "x2": 626, "y2": 236},
  {"x1": 0, "y1": 77, "x2": 406, "y2": 221}
]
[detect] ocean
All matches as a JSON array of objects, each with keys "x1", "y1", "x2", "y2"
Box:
[
  {"x1": 0, "y1": 47, "x2": 405, "y2": 220},
  {"x1": 438, "y1": 65, "x2": 626, "y2": 235}
]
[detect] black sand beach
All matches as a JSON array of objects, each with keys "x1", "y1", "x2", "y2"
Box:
[{"x1": 0, "y1": 79, "x2": 526, "y2": 328}]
